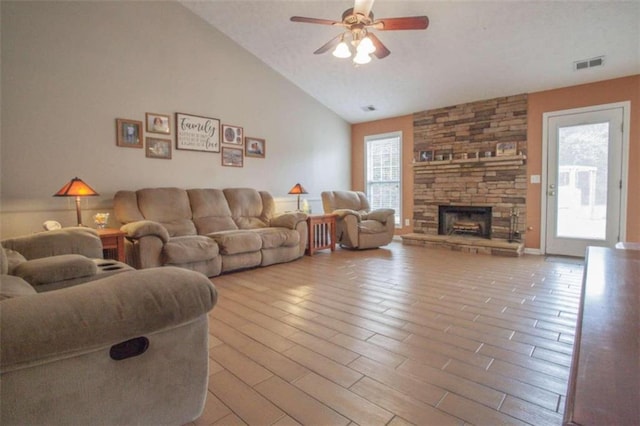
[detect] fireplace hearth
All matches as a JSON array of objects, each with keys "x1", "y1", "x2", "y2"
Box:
[{"x1": 439, "y1": 206, "x2": 492, "y2": 238}]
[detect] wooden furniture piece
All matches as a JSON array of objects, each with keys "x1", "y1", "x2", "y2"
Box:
[
  {"x1": 563, "y1": 246, "x2": 639, "y2": 426},
  {"x1": 306, "y1": 214, "x2": 337, "y2": 256},
  {"x1": 97, "y1": 228, "x2": 126, "y2": 262}
]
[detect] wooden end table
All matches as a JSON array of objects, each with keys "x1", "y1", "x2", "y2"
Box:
[
  {"x1": 306, "y1": 214, "x2": 337, "y2": 256},
  {"x1": 96, "y1": 228, "x2": 126, "y2": 262}
]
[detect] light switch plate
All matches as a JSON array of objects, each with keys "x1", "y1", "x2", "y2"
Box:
[{"x1": 530, "y1": 174, "x2": 541, "y2": 184}]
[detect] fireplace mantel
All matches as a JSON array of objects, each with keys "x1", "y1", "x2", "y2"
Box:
[{"x1": 413, "y1": 154, "x2": 526, "y2": 170}]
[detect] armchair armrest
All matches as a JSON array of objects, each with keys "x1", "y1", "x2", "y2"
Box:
[
  {"x1": 0, "y1": 267, "x2": 217, "y2": 370},
  {"x1": 121, "y1": 220, "x2": 170, "y2": 243},
  {"x1": 270, "y1": 212, "x2": 308, "y2": 229},
  {"x1": 365, "y1": 208, "x2": 395, "y2": 223},
  {"x1": 332, "y1": 209, "x2": 362, "y2": 222}
]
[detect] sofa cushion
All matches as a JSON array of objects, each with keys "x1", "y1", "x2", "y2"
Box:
[
  {"x1": 136, "y1": 188, "x2": 196, "y2": 237},
  {"x1": 188, "y1": 188, "x2": 238, "y2": 234},
  {"x1": 358, "y1": 220, "x2": 387, "y2": 234},
  {"x1": 207, "y1": 230, "x2": 262, "y2": 255},
  {"x1": 223, "y1": 188, "x2": 269, "y2": 229},
  {"x1": 0, "y1": 275, "x2": 37, "y2": 300},
  {"x1": 13, "y1": 255, "x2": 97, "y2": 286},
  {"x1": 252, "y1": 228, "x2": 300, "y2": 249},
  {"x1": 163, "y1": 236, "x2": 219, "y2": 265},
  {"x1": 1, "y1": 228, "x2": 103, "y2": 260}
]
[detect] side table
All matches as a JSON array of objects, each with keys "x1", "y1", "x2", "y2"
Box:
[
  {"x1": 306, "y1": 214, "x2": 337, "y2": 256},
  {"x1": 96, "y1": 228, "x2": 126, "y2": 263}
]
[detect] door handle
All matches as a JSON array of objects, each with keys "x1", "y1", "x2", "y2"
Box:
[{"x1": 548, "y1": 191, "x2": 556, "y2": 196}]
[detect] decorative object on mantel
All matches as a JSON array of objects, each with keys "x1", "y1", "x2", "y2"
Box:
[
  {"x1": 288, "y1": 183, "x2": 308, "y2": 211},
  {"x1": 496, "y1": 141, "x2": 518, "y2": 157},
  {"x1": 145, "y1": 137, "x2": 172, "y2": 159},
  {"x1": 175, "y1": 112, "x2": 220, "y2": 153},
  {"x1": 53, "y1": 177, "x2": 99, "y2": 226},
  {"x1": 290, "y1": 0, "x2": 429, "y2": 65},
  {"x1": 116, "y1": 118, "x2": 143, "y2": 148},
  {"x1": 145, "y1": 113, "x2": 171, "y2": 135},
  {"x1": 245, "y1": 137, "x2": 266, "y2": 158},
  {"x1": 221, "y1": 146, "x2": 243, "y2": 167},
  {"x1": 222, "y1": 124, "x2": 244, "y2": 145},
  {"x1": 419, "y1": 150, "x2": 433, "y2": 162}
]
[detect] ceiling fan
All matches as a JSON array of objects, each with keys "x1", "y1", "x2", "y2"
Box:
[{"x1": 290, "y1": 0, "x2": 429, "y2": 65}]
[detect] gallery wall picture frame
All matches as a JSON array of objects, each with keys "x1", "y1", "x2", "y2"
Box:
[
  {"x1": 145, "y1": 113, "x2": 171, "y2": 135},
  {"x1": 496, "y1": 141, "x2": 518, "y2": 157},
  {"x1": 222, "y1": 124, "x2": 244, "y2": 145},
  {"x1": 221, "y1": 146, "x2": 243, "y2": 167},
  {"x1": 245, "y1": 137, "x2": 266, "y2": 158},
  {"x1": 116, "y1": 118, "x2": 143, "y2": 148},
  {"x1": 145, "y1": 137, "x2": 172, "y2": 159},
  {"x1": 175, "y1": 112, "x2": 220, "y2": 153},
  {"x1": 418, "y1": 150, "x2": 433, "y2": 162}
]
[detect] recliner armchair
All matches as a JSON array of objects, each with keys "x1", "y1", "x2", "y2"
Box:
[
  {"x1": 0, "y1": 228, "x2": 218, "y2": 425},
  {"x1": 1, "y1": 227, "x2": 130, "y2": 292},
  {"x1": 321, "y1": 190, "x2": 395, "y2": 249}
]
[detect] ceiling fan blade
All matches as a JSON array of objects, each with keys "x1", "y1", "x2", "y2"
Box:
[
  {"x1": 353, "y1": 0, "x2": 375, "y2": 18},
  {"x1": 368, "y1": 33, "x2": 390, "y2": 59},
  {"x1": 290, "y1": 16, "x2": 341, "y2": 26},
  {"x1": 314, "y1": 33, "x2": 343, "y2": 55},
  {"x1": 373, "y1": 16, "x2": 429, "y2": 31}
]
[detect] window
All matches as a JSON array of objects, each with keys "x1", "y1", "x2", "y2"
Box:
[{"x1": 365, "y1": 132, "x2": 401, "y2": 226}]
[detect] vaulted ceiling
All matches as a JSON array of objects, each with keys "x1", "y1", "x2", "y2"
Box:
[{"x1": 181, "y1": 1, "x2": 640, "y2": 123}]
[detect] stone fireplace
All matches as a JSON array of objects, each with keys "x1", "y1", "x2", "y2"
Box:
[
  {"x1": 439, "y1": 205, "x2": 492, "y2": 238},
  {"x1": 403, "y1": 94, "x2": 528, "y2": 256}
]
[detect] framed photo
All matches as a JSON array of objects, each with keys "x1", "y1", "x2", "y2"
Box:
[
  {"x1": 116, "y1": 118, "x2": 143, "y2": 148},
  {"x1": 175, "y1": 112, "x2": 220, "y2": 153},
  {"x1": 245, "y1": 137, "x2": 265, "y2": 158},
  {"x1": 418, "y1": 150, "x2": 433, "y2": 162},
  {"x1": 146, "y1": 113, "x2": 171, "y2": 135},
  {"x1": 145, "y1": 137, "x2": 172, "y2": 159},
  {"x1": 222, "y1": 124, "x2": 243, "y2": 145},
  {"x1": 496, "y1": 141, "x2": 518, "y2": 157},
  {"x1": 221, "y1": 147, "x2": 243, "y2": 167}
]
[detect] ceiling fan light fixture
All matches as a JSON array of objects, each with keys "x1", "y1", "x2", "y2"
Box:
[
  {"x1": 353, "y1": 50, "x2": 372, "y2": 65},
  {"x1": 358, "y1": 36, "x2": 376, "y2": 54},
  {"x1": 332, "y1": 40, "x2": 352, "y2": 58}
]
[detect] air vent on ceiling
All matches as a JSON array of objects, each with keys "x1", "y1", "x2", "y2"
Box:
[
  {"x1": 574, "y1": 56, "x2": 605, "y2": 71},
  {"x1": 361, "y1": 105, "x2": 376, "y2": 112}
]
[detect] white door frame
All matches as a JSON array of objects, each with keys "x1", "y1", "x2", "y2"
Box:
[{"x1": 540, "y1": 101, "x2": 630, "y2": 255}]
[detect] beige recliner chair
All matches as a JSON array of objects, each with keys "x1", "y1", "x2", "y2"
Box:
[
  {"x1": 0, "y1": 229, "x2": 218, "y2": 425},
  {"x1": 321, "y1": 190, "x2": 395, "y2": 249}
]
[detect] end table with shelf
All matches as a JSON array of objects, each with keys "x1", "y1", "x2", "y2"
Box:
[
  {"x1": 306, "y1": 214, "x2": 337, "y2": 256},
  {"x1": 96, "y1": 228, "x2": 126, "y2": 262}
]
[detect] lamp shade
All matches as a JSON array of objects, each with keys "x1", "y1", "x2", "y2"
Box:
[
  {"x1": 53, "y1": 177, "x2": 99, "y2": 227},
  {"x1": 288, "y1": 183, "x2": 308, "y2": 195},
  {"x1": 54, "y1": 177, "x2": 99, "y2": 197}
]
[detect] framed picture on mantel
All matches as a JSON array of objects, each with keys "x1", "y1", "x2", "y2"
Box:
[{"x1": 496, "y1": 141, "x2": 518, "y2": 157}]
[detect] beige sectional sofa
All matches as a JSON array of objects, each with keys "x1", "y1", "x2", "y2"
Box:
[{"x1": 114, "y1": 187, "x2": 308, "y2": 277}]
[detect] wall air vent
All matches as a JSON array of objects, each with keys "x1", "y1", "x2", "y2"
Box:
[
  {"x1": 361, "y1": 105, "x2": 376, "y2": 112},
  {"x1": 574, "y1": 56, "x2": 605, "y2": 71}
]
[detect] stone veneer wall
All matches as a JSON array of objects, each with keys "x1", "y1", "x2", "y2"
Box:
[{"x1": 413, "y1": 94, "x2": 528, "y2": 240}]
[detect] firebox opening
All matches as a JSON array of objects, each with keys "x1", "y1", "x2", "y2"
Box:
[{"x1": 438, "y1": 206, "x2": 492, "y2": 238}]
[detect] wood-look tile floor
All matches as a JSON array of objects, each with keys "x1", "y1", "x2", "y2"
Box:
[{"x1": 185, "y1": 242, "x2": 584, "y2": 426}]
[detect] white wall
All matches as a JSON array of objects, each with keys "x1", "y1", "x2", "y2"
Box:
[{"x1": 0, "y1": 1, "x2": 350, "y2": 237}]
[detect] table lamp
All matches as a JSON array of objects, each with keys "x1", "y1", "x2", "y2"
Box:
[
  {"x1": 288, "y1": 183, "x2": 308, "y2": 211},
  {"x1": 53, "y1": 177, "x2": 99, "y2": 226}
]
